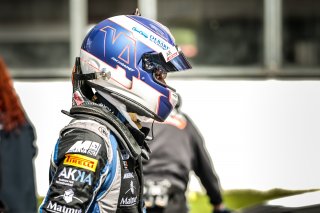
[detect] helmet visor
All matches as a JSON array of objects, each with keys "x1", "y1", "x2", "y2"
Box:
[
  {"x1": 166, "y1": 50, "x2": 192, "y2": 71},
  {"x1": 143, "y1": 47, "x2": 192, "y2": 73}
]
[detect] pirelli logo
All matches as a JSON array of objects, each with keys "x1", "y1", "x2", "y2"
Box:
[{"x1": 63, "y1": 154, "x2": 98, "y2": 172}]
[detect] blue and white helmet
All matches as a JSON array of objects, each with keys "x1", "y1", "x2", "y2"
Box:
[{"x1": 79, "y1": 15, "x2": 192, "y2": 121}]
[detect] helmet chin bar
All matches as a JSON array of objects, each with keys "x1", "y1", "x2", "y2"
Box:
[{"x1": 152, "y1": 71, "x2": 176, "y2": 92}]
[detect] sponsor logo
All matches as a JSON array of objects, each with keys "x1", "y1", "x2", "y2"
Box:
[
  {"x1": 149, "y1": 35, "x2": 169, "y2": 51},
  {"x1": 46, "y1": 201, "x2": 82, "y2": 213},
  {"x1": 100, "y1": 26, "x2": 137, "y2": 68},
  {"x1": 120, "y1": 150, "x2": 130, "y2": 160},
  {"x1": 132, "y1": 27, "x2": 148, "y2": 38},
  {"x1": 163, "y1": 48, "x2": 179, "y2": 62},
  {"x1": 120, "y1": 181, "x2": 138, "y2": 206},
  {"x1": 63, "y1": 154, "x2": 98, "y2": 172},
  {"x1": 54, "y1": 189, "x2": 83, "y2": 204},
  {"x1": 120, "y1": 196, "x2": 137, "y2": 206},
  {"x1": 123, "y1": 172, "x2": 134, "y2": 179},
  {"x1": 67, "y1": 140, "x2": 101, "y2": 156},
  {"x1": 122, "y1": 160, "x2": 128, "y2": 169},
  {"x1": 166, "y1": 51, "x2": 179, "y2": 62},
  {"x1": 111, "y1": 57, "x2": 135, "y2": 71},
  {"x1": 57, "y1": 167, "x2": 92, "y2": 186},
  {"x1": 55, "y1": 179, "x2": 73, "y2": 187},
  {"x1": 125, "y1": 181, "x2": 136, "y2": 194},
  {"x1": 98, "y1": 126, "x2": 109, "y2": 137}
]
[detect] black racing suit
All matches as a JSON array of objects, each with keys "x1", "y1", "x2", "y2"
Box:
[
  {"x1": 142, "y1": 110, "x2": 223, "y2": 213},
  {"x1": 0, "y1": 121, "x2": 37, "y2": 213},
  {"x1": 39, "y1": 103, "x2": 147, "y2": 213}
]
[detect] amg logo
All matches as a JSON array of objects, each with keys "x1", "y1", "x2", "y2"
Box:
[
  {"x1": 67, "y1": 140, "x2": 101, "y2": 156},
  {"x1": 120, "y1": 196, "x2": 137, "y2": 206},
  {"x1": 47, "y1": 201, "x2": 82, "y2": 213},
  {"x1": 63, "y1": 154, "x2": 98, "y2": 172},
  {"x1": 123, "y1": 172, "x2": 134, "y2": 179}
]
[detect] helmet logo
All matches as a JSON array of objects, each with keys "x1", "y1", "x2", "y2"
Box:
[
  {"x1": 118, "y1": 45, "x2": 130, "y2": 64},
  {"x1": 132, "y1": 27, "x2": 148, "y2": 38},
  {"x1": 100, "y1": 26, "x2": 137, "y2": 71},
  {"x1": 164, "y1": 49, "x2": 179, "y2": 62},
  {"x1": 149, "y1": 35, "x2": 169, "y2": 51}
]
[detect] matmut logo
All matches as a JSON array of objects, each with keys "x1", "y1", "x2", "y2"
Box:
[
  {"x1": 63, "y1": 154, "x2": 98, "y2": 172},
  {"x1": 47, "y1": 201, "x2": 82, "y2": 213}
]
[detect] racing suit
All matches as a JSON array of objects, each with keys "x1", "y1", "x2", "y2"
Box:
[
  {"x1": 39, "y1": 94, "x2": 148, "y2": 213},
  {"x1": 142, "y1": 110, "x2": 223, "y2": 213}
]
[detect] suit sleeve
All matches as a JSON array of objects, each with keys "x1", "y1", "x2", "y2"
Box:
[
  {"x1": 186, "y1": 115, "x2": 223, "y2": 206},
  {"x1": 39, "y1": 128, "x2": 110, "y2": 213}
]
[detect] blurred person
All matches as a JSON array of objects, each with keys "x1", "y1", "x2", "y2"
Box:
[
  {"x1": 39, "y1": 11, "x2": 192, "y2": 213},
  {"x1": 142, "y1": 95, "x2": 231, "y2": 213},
  {"x1": 0, "y1": 57, "x2": 37, "y2": 213}
]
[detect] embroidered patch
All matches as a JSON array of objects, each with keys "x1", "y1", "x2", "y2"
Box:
[{"x1": 63, "y1": 154, "x2": 98, "y2": 172}]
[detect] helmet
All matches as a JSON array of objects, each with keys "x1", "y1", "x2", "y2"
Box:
[{"x1": 77, "y1": 15, "x2": 191, "y2": 121}]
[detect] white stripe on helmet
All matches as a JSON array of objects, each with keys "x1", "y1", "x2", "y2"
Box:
[{"x1": 109, "y1": 16, "x2": 179, "y2": 62}]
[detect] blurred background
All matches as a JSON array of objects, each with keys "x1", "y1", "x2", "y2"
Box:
[{"x1": 1, "y1": 0, "x2": 320, "y2": 209}]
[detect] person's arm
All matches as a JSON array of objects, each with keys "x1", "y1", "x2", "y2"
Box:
[
  {"x1": 186, "y1": 115, "x2": 225, "y2": 210},
  {"x1": 39, "y1": 129, "x2": 110, "y2": 213}
]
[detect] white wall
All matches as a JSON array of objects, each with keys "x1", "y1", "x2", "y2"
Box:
[{"x1": 14, "y1": 79, "x2": 320, "y2": 196}]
